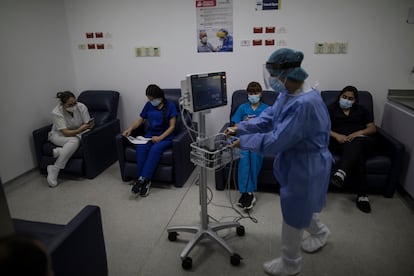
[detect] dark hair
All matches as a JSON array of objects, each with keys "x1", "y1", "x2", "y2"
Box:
[
  {"x1": 0, "y1": 235, "x2": 50, "y2": 276},
  {"x1": 246, "y1": 82, "x2": 263, "y2": 93},
  {"x1": 339, "y1": 85, "x2": 359, "y2": 103},
  {"x1": 56, "y1": 91, "x2": 76, "y2": 104},
  {"x1": 145, "y1": 84, "x2": 168, "y2": 126}
]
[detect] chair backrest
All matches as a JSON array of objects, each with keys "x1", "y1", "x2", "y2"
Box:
[
  {"x1": 321, "y1": 90, "x2": 374, "y2": 117},
  {"x1": 229, "y1": 90, "x2": 279, "y2": 121},
  {"x1": 78, "y1": 90, "x2": 120, "y2": 126},
  {"x1": 163, "y1": 89, "x2": 192, "y2": 133}
]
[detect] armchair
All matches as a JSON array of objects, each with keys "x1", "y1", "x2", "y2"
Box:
[
  {"x1": 215, "y1": 89, "x2": 279, "y2": 191},
  {"x1": 321, "y1": 90, "x2": 405, "y2": 197},
  {"x1": 13, "y1": 205, "x2": 108, "y2": 276},
  {"x1": 116, "y1": 89, "x2": 195, "y2": 187},
  {"x1": 33, "y1": 90, "x2": 120, "y2": 179}
]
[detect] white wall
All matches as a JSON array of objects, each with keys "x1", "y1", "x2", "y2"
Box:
[
  {"x1": 0, "y1": 0, "x2": 76, "y2": 182},
  {"x1": 65, "y1": 0, "x2": 414, "y2": 134},
  {"x1": 1, "y1": 0, "x2": 414, "y2": 182}
]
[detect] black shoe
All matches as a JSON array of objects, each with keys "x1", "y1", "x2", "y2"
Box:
[
  {"x1": 237, "y1": 193, "x2": 248, "y2": 208},
  {"x1": 131, "y1": 179, "x2": 143, "y2": 195},
  {"x1": 140, "y1": 179, "x2": 151, "y2": 197},
  {"x1": 330, "y1": 175, "x2": 344, "y2": 188},
  {"x1": 356, "y1": 196, "x2": 371, "y2": 213},
  {"x1": 244, "y1": 193, "x2": 256, "y2": 210}
]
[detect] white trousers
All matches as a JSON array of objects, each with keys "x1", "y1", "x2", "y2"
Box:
[
  {"x1": 281, "y1": 220, "x2": 304, "y2": 272},
  {"x1": 282, "y1": 213, "x2": 326, "y2": 271},
  {"x1": 48, "y1": 132, "x2": 80, "y2": 169}
]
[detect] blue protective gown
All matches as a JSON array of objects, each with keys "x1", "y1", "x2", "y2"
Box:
[
  {"x1": 237, "y1": 89, "x2": 332, "y2": 228},
  {"x1": 231, "y1": 102, "x2": 269, "y2": 193}
]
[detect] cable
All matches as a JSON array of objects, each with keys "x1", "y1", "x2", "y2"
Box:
[
  {"x1": 207, "y1": 147, "x2": 259, "y2": 224},
  {"x1": 178, "y1": 97, "x2": 198, "y2": 142}
]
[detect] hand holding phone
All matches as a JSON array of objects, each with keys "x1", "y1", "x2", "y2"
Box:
[{"x1": 87, "y1": 118, "x2": 95, "y2": 129}]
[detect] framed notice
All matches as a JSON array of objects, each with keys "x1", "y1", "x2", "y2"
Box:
[{"x1": 196, "y1": 0, "x2": 233, "y2": 53}]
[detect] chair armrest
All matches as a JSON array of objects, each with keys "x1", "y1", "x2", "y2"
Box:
[
  {"x1": 81, "y1": 119, "x2": 121, "y2": 178},
  {"x1": 172, "y1": 128, "x2": 195, "y2": 187},
  {"x1": 32, "y1": 124, "x2": 52, "y2": 167},
  {"x1": 48, "y1": 205, "x2": 108, "y2": 276},
  {"x1": 374, "y1": 126, "x2": 405, "y2": 197}
]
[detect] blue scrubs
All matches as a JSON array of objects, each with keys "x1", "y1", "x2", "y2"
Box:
[
  {"x1": 136, "y1": 100, "x2": 178, "y2": 180},
  {"x1": 231, "y1": 102, "x2": 269, "y2": 193},
  {"x1": 237, "y1": 89, "x2": 332, "y2": 228}
]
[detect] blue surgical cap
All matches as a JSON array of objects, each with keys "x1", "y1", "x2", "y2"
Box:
[{"x1": 266, "y1": 48, "x2": 308, "y2": 82}]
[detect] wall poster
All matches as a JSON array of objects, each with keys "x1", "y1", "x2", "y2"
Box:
[{"x1": 196, "y1": 0, "x2": 233, "y2": 53}]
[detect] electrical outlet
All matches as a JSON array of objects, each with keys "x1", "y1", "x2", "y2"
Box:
[
  {"x1": 338, "y1": 42, "x2": 348, "y2": 54},
  {"x1": 240, "y1": 40, "x2": 250, "y2": 46},
  {"x1": 314, "y1": 43, "x2": 325, "y2": 54}
]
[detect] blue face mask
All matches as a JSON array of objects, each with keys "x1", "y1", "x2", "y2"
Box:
[
  {"x1": 150, "y1": 98, "x2": 161, "y2": 107},
  {"x1": 339, "y1": 98, "x2": 353, "y2": 109},
  {"x1": 248, "y1": 94, "x2": 260, "y2": 104},
  {"x1": 269, "y1": 77, "x2": 286, "y2": 93}
]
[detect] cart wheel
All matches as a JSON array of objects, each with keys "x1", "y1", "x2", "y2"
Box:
[
  {"x1": 182, "y1": 257, "x2": 192, "y2": 270},
  {"x1": 230, "y1": 253, "x2": 242, "y2": 266},
  {"x1": 236, "y1": 225, "x2": 245, "y2": 236},
  {"x1": 168, "y1": 232, "x2": 178, "y2": 241}
]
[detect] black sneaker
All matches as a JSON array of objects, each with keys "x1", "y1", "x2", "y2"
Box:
[
  {"x1": 244, "y1": 193, "x2": 256, "y2": 210},
  {"x1": 237, "y1": 193, "x2": 248, "y2": 208},
  {"x1": 131, "y1": 179, "x2": 142, "y2": 195},
  {"x1": 140, "y1": 179, "x2": 151, "y2": 197},
  {"x1": 356, "y1": 195, "x2": 371, "y2": 213},
  {"x1": 330, "y1": 175, "x2": 344, "y2": 188}
]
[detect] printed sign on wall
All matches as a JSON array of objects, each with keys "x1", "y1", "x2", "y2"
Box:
[
  {"x1": 196, "y1": 0, "x2": 233, "y2": 53},
  {"x1": 256, "y1": 0, "x2": 280, "y2": 11}
]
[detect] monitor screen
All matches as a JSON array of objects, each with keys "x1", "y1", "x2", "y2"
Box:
[{"x1": 184, "y1": 71, "x2": 227, "y2": 112}]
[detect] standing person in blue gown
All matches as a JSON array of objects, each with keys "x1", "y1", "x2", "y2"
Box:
[{"x1": 227, "y1": 48, "x2": 333, "y2": 276}]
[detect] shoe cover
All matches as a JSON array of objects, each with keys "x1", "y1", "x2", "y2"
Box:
[
  {"x1": 264, "y1": 221, "x2": 303, "y2": 276},
  {"x1": 47, "y1": 165, "x2": 60, "y2": 187},
  {"x1": 302, "y1": 214, "x2": 330, "y2": 253},
  {"x1": 263, "y1": 257, "x2": 301, "y2": 276}
]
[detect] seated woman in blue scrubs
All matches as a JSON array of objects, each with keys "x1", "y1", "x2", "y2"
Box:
[
  {"x1": 122, "y1": 84, "x2": 178, "y2": 197},
  {"x1": 231, "y1": 82, "x2": 269, "y2": 210}
]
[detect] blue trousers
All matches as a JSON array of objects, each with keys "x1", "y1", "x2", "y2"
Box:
[
  {"x1": 238, "y1": 150, "x2": 263, "y2": 193},
  {"x1": 136, "y1": 140, "x2": 172, "y2": 180}
]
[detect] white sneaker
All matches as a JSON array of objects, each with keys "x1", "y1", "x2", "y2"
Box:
[
  {"x1": 301, "y1": 225, "x2": 330, "y2": 253},
  {"x1": 47, "y1": 165, "x2": 59, "y2": 187},
  {"x1": 263, "y1": 257, "x2": 301, "y2": 276},
  {"x1": 52, "y1": 147, "x2": 62, "y2": 158}
]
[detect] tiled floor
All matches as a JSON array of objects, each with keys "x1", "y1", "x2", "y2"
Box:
[{"x1": 5, "y1": 164, "x2": 414, "y2": 276}]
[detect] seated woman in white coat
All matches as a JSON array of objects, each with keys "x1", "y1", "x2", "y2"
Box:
[{"x1": 47, "y1": 91, "x2": 94, "y2": 187}]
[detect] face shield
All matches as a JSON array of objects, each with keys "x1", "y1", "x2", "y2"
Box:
[{"x1": 263, "y1": 64, "x2": 287, "y2": 92}]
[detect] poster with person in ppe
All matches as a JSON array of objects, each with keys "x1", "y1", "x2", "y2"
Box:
[{"x1": 196, "y1": 0, "x2": 233, "y2": 53}]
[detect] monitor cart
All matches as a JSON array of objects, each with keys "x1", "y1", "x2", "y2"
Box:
[{"x1": 167, "y1": 111, "x2": 245, "y2": 270}]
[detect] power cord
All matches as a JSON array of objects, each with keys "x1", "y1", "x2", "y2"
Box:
[{"x1": 207, "y1": 148, "x2": 259, "y2": 224}]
